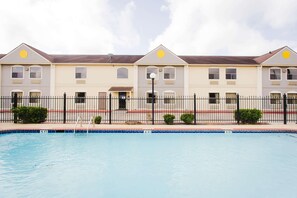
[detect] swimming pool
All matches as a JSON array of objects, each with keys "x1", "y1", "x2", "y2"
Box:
[{"x1": 1, "y1": 133, "x2": 297, "y2": 198}]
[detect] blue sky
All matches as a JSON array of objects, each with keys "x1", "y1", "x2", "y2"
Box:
[{"x1": 0, "y1": 0, "x2": 296, "y2": 56}]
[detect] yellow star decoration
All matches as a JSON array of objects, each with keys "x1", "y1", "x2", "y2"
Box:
[
  {"x1": 282, "y1": 51, "x2": 290, "y2": 59},
  {"x1": 19, "y1": 50, "x2": 28, "y2": 58},
  {"x1": 157, "y1": 50, "x2": 165, "y2": 58}
]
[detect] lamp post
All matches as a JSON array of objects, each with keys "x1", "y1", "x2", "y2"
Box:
[{"x1": 150, "y1": 73, "x2": 156, "y2": 125}]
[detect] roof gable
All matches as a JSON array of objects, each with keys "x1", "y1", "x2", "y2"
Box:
[
  {"x1": 0, "y1": 43, "x2": 51, "y2": 64},
  {"x1": 255, "y1": 46, "x2": 297, "y2": 65},
  {"x1": 135, "y1": 45, "x2": 187, "y2": 65}
]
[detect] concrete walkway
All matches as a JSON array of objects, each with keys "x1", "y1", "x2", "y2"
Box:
[{"x1": 1, "y1": 123, "x2": 297, "y2": 132}]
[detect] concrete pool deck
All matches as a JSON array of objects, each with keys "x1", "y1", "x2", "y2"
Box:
[{"x1": 1, "y1": 123, "x2": 297, "y2": 133}]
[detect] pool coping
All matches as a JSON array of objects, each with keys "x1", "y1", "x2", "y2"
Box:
[{"x1": 1, "y1": 123, "x2": 297, "y2": 134}]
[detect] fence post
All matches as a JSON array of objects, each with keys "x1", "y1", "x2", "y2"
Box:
[
  {"x1": 194, "y1": 94, "x2": 197, "y2": 125},
  {"x1": 63, "y1": 93, "x2": 67, "y2": 124},
  {"x1": 109, "y1": 93, "x2": 112, "y2": 124},
  {"x1": 283, "y1": 94, "x2": 287, "y2": 125},
  {"x1": 236, "y1": 94, "x2": 240, "y2": 125},
  {"x1": 13, "y1": 93, "x2": 18, "y2": 123}
]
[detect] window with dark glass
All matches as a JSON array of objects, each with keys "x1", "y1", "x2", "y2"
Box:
[
  {"x1": 270, "y1": 68, "x2": 281, "y2": 80},
  {"x1": 146, "y1": 67, "x2": 158, "y2": 79},
  {"x1": 209, "y1": 68, "x2": 219, "y2": 79},
  {"x1": 11, "y1": 92, "x2": 23, "y2": 103},
  {"x1": 146, "y1": 92, "x2": 157, "y2": 103},
  {"x1": 270, "y1": 93, "x2": 281, "y2": 104},
  {"x1": 226, "y1": 68, "x2": 236, "y2": 79},
  {"x1": 288, "y1": 93, "x2": 297, "y2": 104},
  {"x1": 75, "y1": 67, "x2": 86, "y2": 79},
  {"x1": 164, "y1": 92, "x2": 175, "y2": 104},
  {"x1": 164, "y1": 67, "x2": 175, "y2": 80},
  {"x1": 226, "y1": 93, "x2": 236, "y2": 104},
  {"x1": 287, "y1": 68, "x2": 297, "y2": 80},
  {"x1": 30, "y1": 67, "x2": 42, "y2": 78},
  {"x1": 209, "y1": 93, "x2": 220, "y2": 104},
  {"x1": 12, "y1": 66, "x2": 23, "y2": 78},
  {"x1": 29, "y1": 92, "x2": 41, "y2": 103},
  {"x1": 75, "y1": 92, "x2": 86, "y2": 103}
]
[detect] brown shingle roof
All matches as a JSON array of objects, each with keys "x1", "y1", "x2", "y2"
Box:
[
  {"x1": 0, "y1": 54, "x2": 5, "y2": 59},
  {"x1": 253, "y1": 46, "x2": 286, "y2": 64},
  {"x1": 25, "y1": 43, "x2": 53, "y2": 62},
  {"x1": 51, "y1": 54, "x2": 143, "y2": 63},
  {"x1": 179, "y1": 56, "x2": 258, "y2": 64}
]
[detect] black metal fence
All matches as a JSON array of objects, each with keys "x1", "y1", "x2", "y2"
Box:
[{"x1": 0, "y1": 93, "x2": 296, "y2": 124}]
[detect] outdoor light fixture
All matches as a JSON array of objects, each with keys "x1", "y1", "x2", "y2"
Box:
[{"x1": 150, "y1": 73, "x2": 156, "y2": 125}]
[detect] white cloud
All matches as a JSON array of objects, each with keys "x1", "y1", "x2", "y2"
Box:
[
  {"x1": 151, "y1": 0, "x2": 297, "y2": 55},
  {"x1": 0, "y1": 0, "x2": 139, "y2": 54}
]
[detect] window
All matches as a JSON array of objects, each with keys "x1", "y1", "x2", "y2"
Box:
[
  {"x1": 30, "y1": 66, "x2": 42, "y2": 79},
  {"x1": 209, "y1": 93, "x2": 220, "y2": 104},
  {"x1": 11, "y1": 91, "x2": 23, "y2": 103},
  {"x1": 270, "y1": 68, "x2": 281, "y2": 80},
  {"x1": 75, "y1": 92, "x2": 86, "y2": 103},
  {"x1": 226, "y1": 93, "x2": 237, "y2": 104},
  {"x1": 287, "y1": 68, "x2": 297, "y2": 80},
  {"x1": 12, "y1": 66, "x2": 24, "y2": 78},
  {"x1": 209, "y1": 68, "x2": 219, "y2": 79},
  {"x1": 29, "y1": 92, "x2": 41, "y2": 103},
  {"x1": 270, "y1": 93, "x2": 281, "y2": 104},
  {"x1": 75, "y1": 67, "x2": 87, "y2": 79},
  {"x1": 146, "y1": 92, "x2": 157, "y2": 104},
  {"x1": 146, "y1": 67, "x2": 158, "y2": 79},
  {"x1": 117, "y1": 68, "x2": 128, "y2": 79},
  {"x1": 164, "y1": 67, "x2": 175, "y2": 80},
  {"x1": 226, "y1": 68, "x2": 236, "y2": 79},
  {"x1": 164, "y1": 91, "x2": 175, "y2": 104},
  {"x1": 288, "y1": 93, "x2": 297, "y2": 104}
]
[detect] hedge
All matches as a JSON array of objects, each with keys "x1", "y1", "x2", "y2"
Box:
[{"x1": 12, "y1": 106, "x2": 48, "y2": 123}]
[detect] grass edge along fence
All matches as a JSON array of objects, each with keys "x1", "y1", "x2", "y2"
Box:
[{"x1": 0, "y1": 93, "x2": 296, "y2": 124}]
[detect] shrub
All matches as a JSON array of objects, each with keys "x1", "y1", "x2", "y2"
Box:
[
  {"x1": 12, "y1": 106, "x2": 47, "y2": 123},
  {"x1": 163, "y1": 114, "x2": 175, "y2": 125},
  {"x1": 180, "y1": 113, "x2": 194, "y2": 124},
  {"x1": 94, "y1": 116, "x2": 102, "y2": 124},
  {"x1": 234, "y1": 109, "x2": 262, "y2": 124}
]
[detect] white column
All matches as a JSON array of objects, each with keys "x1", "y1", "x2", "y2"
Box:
[
  {"x1": 0, "y1": 64, "x2": 2, "y2": 95},
  {"x1": 184, "y1": 64, "x2": 189, "y2": 96},
  {"x1": 257, "y1": 65, "x2": 262, "y2": 97},
  {"x1": 50, "y1": 64, "x2": 56, "y2": 96},
  {"x1": 133, "y1": 64, "x2": 138, "y2": 109}
]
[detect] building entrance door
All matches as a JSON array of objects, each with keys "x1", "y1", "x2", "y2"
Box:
[{"x1": 119, "y1": 92, "x2": 127, "y2": 109}]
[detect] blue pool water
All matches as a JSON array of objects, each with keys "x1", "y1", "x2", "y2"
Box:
[{"x1": 0, "y1": 133, "x2": 297, "y2": 198}]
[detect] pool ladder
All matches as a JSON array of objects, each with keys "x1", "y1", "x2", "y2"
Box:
[{"x1": 74, "y1": 116, "x2": 94, "y2": 133}]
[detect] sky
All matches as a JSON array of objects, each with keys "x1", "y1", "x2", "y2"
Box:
[{"x1": 0, "y1": 0, "x2": 296, "y2": 56}]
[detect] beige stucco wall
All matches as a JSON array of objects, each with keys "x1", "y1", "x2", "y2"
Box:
[
  {"x1": 55, "y1": 64, "x2": 134, "y2": 96},
  {"x1": 188, "y1": 65, "x2": 259, "y2": 97}
]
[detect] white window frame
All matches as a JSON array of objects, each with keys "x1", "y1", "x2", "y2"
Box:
[
  {"x1": 269, "y1": 67, "x2": 282, "y2": 81},
  {"x1": 225, "y1": 92, "x2": 237, "y2": 105},
  {"x1": 29, "y1": 65, "x2": 42, "y2": 79},
  {"x1": 209, "y1": 68, "x2": 220, "y2": 80},
  {"x1": 117, "y1": 67, "x2": 128, "y2": 79},
  {"x1": 75, "y1": 92, "x2": 86, "y2": 104},
  {"x1": 163, "y1": 66, "x2": 176, "y2": 80},
  {"x1": 287, "y1": 91, "x2": 297, "y2": 105},
  {"x1": 163, "y1": 90, "x2": 176, "y2": 105},
  {"x1": 11, "y1": 65, "x2": 24, "y2": 79},
  {"x1": 10, "y1": 90, "x2": 24, "y2": 104},
  {"x1": 269, "y1": 91, "x2": 282, "y2": 105},
  {"x1": 209, "y1": 92, "x2": 220, "y2": 104},
  {"x1": 146, "y1": 66, "x2": 159, "y2": 80},
  {"x1": 75, "y1": 67, "x2": 87, "y2": 79},
  {"x1": 146, "y1": 90, "x2": 158, "y2": 104},
  {"x1": 29, "y1": 90, "x2": 42, "y2": 104},
  {"x1": 226, "y1": 68, "x2": 237, "y2": 80},
  {"x1": 287, "y1": 67, "x2": 297, "y2": 81}
]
